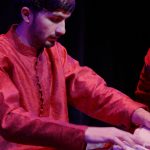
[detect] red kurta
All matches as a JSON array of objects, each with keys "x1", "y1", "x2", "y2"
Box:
[
  {"x1": 0, "y1": 25, "x2": 146, "y2": 150},
  {"x1": 135, "y1": 48, "x2": 150, "y2": 106}
]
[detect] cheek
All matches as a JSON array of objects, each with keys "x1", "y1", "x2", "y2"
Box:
[
  {"x1": 34, "y1": 16, "x2": 56, "y2": 39},
  {"x1": 40, "y1": 20, "x2": 57, "y2": 35},
  {"x1": 39, "y1": 19, "x2": 51, "y2": 30},
  {"x1": 34, "y1": 25, "x2": 49, "y2": 38}
]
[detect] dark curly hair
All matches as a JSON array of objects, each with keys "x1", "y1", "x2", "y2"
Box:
[
  {"x1": 15, "y1": 0, "x2": 75, "y2": 13},
  {"x1": 13, "y1": 0, "x2": 75, "y2": 23}
]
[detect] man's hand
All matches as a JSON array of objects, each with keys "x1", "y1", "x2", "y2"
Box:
[{"x1": 85, "y1": 127, "x2": 136, "y2": 149}]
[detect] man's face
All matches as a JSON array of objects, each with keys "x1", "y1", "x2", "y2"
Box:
[{"x1": 29, "y1": 10, "x2": 71, "y2": 49}]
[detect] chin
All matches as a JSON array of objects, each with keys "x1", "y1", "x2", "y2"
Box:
[{"x1": 45, "y1": 41, "x2": 55, "y2": 48}]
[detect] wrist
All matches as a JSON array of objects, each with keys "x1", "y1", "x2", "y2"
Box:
[{"x1": 131, "y1": 108, "x2": 146, "y2": 126}]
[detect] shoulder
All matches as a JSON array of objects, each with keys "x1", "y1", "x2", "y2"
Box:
[
  {"x1": 0, "y1": 34, "x2": 14, "y2": 70},
  {"x1": 145, "y1": 48, "x2": 150, "y2": 65},
  {"x1": 0, "y1": 33, "x2": 13, "y2": 54}
]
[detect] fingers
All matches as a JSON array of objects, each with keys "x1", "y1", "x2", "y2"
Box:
[
  {"x1": 133, "y1": 126, "x2": 150, "y2": 148},
  {"x1": 122, "y1": 134, "x2": 135, "y2": 145},
  {"x1": 112, "y1": 132, "x2": 136, "y2": 150},
  {"x1": 108, "y1": 128, "x2": 140, "y2": 149},
  {"x1": 85, "y1": 127, "x2": 139, "y2": 149},
  {"x1": 135, "y1": 144, "x2": 149, "y2": 150},
  {"x1": 143, "y1": 143, "x2": 150, "y2": 149},
  {"x1": 113, "y1": 137, "x2": 128, "y2": 150}
]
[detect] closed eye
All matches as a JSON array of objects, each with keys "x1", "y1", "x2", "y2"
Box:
[{"x1": 48, "y1": 16, "x2": 64, "y2": 23}]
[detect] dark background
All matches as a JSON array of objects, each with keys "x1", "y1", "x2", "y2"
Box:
[{"x1": 1, "y1": 0, "x2": 150, "y2": 126}]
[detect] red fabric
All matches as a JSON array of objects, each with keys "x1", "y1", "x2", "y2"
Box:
[
  {"x1": 0, "y1": 25, "x2": 146, "y2": 150},
  {"x1": 135, "y1": 48, "x2": 150, "y2": 105}
]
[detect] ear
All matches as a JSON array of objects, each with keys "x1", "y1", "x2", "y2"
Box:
[{"x1": 21, "y1": 7, "x2": 32, "y2": 23}]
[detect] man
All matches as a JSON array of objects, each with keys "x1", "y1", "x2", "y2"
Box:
[
  {"x1": 0, "y1": 0, "x2": 150, "y2": 149},
  {"x1": 135, "y1": 48, "x2": 150, "y2": 106}
]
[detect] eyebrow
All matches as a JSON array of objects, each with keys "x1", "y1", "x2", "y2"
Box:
[{"x1": 44, "y1": 9, "x2": 71, "y2": 18}]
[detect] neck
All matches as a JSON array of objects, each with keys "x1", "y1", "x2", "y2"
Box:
[
  {"x1": 16, "y1": 23, "x2": 44, "y2": 56},
  {"x1": 16, "y1": 23, "x2": 32, "y2": 47}
]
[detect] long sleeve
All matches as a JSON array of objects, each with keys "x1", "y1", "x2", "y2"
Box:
[
  {"x1": 0, "y1": 59, "x2": 87, "y2": 150},
  {"x1": 61, "y1": 46, "x2": 146, "y2": 130},
  {"x1": 135, "y1": 48, "x2": 150, "y2": 106},
  {"x1": 0, "y1": 24, "x2": 147, "y2": 149}
]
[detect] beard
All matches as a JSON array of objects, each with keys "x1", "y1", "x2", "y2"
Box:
[
  {"x1": 45, "y1": 40, "x2": 55, "y2": 48},
  {"x1": 28, "y1": 22, "x2": 57, "y2": 50},
  {"x1": 29, "y1": 27, "x2": 56, "y2": 49}
]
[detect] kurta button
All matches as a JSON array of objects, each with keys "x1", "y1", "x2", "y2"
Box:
[{"x1": 35, "y1": 58, "x2": 45, "y2": 116}]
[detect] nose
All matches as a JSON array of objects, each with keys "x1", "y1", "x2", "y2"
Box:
[{"x1": 55, "y1": 21, "x2": 66, "y2": 36}]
